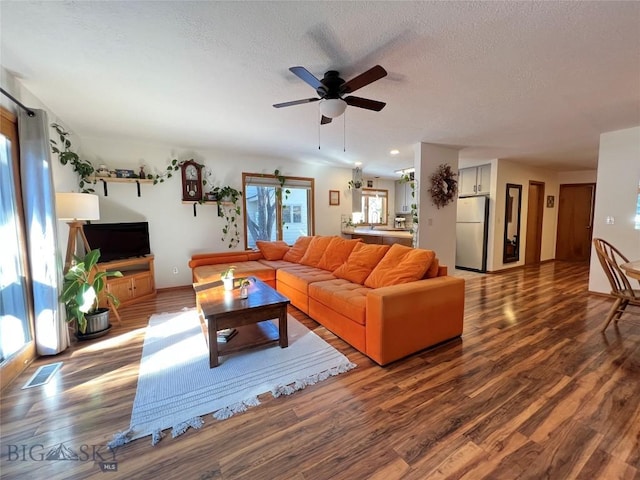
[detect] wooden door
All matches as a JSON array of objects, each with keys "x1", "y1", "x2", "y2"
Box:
[
  {"x1": 555, "y1": 184, "x2": 595, "y2": 261},
  {"x1": 525, "y1": 181, "x2": 545, "y2": 264}
]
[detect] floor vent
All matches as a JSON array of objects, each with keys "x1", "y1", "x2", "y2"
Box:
[{"x1": 22, "y1": 362, "x2": 63, "y2": 389}]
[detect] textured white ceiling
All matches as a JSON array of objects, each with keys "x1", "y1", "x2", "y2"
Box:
[{"x1": 2, "y1": 1, "x2": 639, "y2": 177}]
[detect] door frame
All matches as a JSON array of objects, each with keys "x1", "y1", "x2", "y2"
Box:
[{"x1": 525, "y1": 181, "x2": 545, "y2": 264}]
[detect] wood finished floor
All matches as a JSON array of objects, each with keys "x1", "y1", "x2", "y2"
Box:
[{"x1": 1, "y1": 261, "x2": 639, "y2": 480}]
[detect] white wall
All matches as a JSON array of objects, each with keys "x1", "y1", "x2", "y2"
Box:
[
  {"x1": 589, "y1": 126, "x2": 640, "y2": 293},
  {"x1": 74, "y1": 136, "x2": 357, "y2": 288},
  {"x1": 557, "y1": 170, "x2": 597, "y2": 184},
  {"x1": 414, "y1": 142, "x2": 459, "y2": 270},
  {"x1": 489, "y1": 159, "x2": 559, "y2": 271}
]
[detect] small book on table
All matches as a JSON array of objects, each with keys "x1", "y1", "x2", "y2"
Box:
[{"x1": 217, "y1": 328, "x2": 237, "y2": 343}]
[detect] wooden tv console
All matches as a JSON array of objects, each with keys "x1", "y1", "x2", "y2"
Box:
[{"x1": 97, "y1": 255, "x2": 156, "y2": 321}]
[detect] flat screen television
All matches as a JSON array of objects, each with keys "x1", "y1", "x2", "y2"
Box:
[{"x1": 83, "y1": 222, "x2": 151, "y2": 262}]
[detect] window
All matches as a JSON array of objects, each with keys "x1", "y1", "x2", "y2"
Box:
[
  {"x1": 361, "y1": 188, "x2": 388, "y2": 225},
  {"x1": 282, "y1": 204, "x2": 302, "y2": 224},
  {"x1": 243, "y1": 173, "x2": 314, "y2": 248}
]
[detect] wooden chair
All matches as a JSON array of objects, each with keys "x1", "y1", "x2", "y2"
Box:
[{"x1": 592, "y1": 238, "x2": 640, "y2": 332}]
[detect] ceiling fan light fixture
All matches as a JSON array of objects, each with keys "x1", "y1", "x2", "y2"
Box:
[{"x1": 319, "y1": 98, "x2": 347, "y2": 118}]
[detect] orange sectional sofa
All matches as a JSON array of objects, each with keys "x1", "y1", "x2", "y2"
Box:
[{"x1": 188, "y1": 236, "x2": 465, "y2": 366}]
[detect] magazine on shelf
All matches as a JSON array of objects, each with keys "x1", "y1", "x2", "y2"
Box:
[{"x1": 216, "y1": 328, "x2": 237, "y2": 343}]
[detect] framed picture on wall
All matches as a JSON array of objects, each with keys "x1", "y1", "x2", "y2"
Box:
[
  {"x1": 329, "y1": 190, "x2": 340, "y2": 206},
  {"x1": 546, "y1": 195, "x2": 555, "y2": 208}
]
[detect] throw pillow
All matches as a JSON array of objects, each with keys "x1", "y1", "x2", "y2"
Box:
[
  {"x1": 333, "y1": 243, "x2": 391, "y2": 285},
  {"x1": 424, "y1": 257, "x2": 440, "y2": 278},
  {"x1": 316, "y1": 237, "x2": 361, "y2": 271},
  {"x1": 256, "y1": 240, "x2": 290, "y2": 261},
  {"x1": 299, "y1": 236, "x2": 336, "y2": 267},
  {"x1": 282, "y1": 236, "x2": 314, "y2": 263},
  {"x1": 364, "y1": 244, "x2": 435, "y2": 288}
]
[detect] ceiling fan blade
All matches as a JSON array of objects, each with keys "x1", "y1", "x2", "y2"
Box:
[
  {"x1": 344, "y1": 96, "x2": 386, "y2": 111},
  {"x1": 320, "y1": 115, "x2": 332, "y2": 125},
  {"x1": 289, "y1": 66, "x2": 323, "y2": 90},
  {"x1": 273, "y1": 98, "x2": 320, "y2": 108},
  {"x1": 341, "y1": 65, "x2": 387, "y2": 94}
]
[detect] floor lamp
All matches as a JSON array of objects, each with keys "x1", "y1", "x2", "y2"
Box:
[{"x1": 55, "y1": 192, "x2": 100, "y2": 271}]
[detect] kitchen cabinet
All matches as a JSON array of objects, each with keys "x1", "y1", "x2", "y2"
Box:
[
  {"x1": 348, "y1": 231, "x2": 412, "y2": 247},
  {"x1": 458, "y1": 164, "x2": 491, "y2": 196},
  {"x1": 395, "y1": 180, "x2": 415, "y2": 214}
]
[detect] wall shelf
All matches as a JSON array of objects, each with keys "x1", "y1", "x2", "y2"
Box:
[
  {"x1": 90, "y1": 176, "x2": 153, "y2": 197},
  {"x1": 181, "y1": 200, "x2": 235, "y2": 217}
]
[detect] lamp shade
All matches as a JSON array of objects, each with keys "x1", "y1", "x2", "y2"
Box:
[
  {"x1": 319, "y1": 98, "x2": 347, "y2": 118},
  {"x1": 55, "y1": 192, "x2": 100, "y2": 221}
]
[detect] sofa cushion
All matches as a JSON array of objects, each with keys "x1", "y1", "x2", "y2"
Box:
[
  {"x1": 316, "y1": 237, "x2": 361, "y2": 272},
  {"x1": 276, "y1": 264, "x2": 336, "y2": 293},
  {"x1": 308, "y1": 279, "x2": 370, "y2": 326},
  {"x1": 333, "y1": 243, "x2": 390, "y2": 285},
  {"x1": 364, "y1": 244, "x2": 435, "y2": 288},
  {"x1": 193, "y1": 261, "x2": 275, "y2": 284},
  {"x1": 299, "y1": 236, "x2": 335, "y2": 268},
  {"x1": 424, "y1": 257, "x2": 440, "y2": 278},
  {"x1": 282, "y1": 236, "x2": 314, "y2": 263},
  {"x1": 256, "y1": 240, "x2": 290, "y2": 260},
  {"x1": 257, "y1": 259, "x2": 301, "y2": 271},
  {"x1": 190, "y1": 253, "x2": 254, "y2": 268}
]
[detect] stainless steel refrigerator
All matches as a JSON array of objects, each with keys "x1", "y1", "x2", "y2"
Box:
[{"x1": 455, "y1": 196, "x2": 489, "y2": 272}]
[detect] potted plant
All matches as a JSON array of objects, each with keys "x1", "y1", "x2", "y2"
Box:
[
  {"x1": 239, "y1": 278, "x2": 251, "y2": 298},
  {"x1": 220, "y1": 265, "x2": 236, "y2": 291},
  {"x1": 60, "y1": 249, "x2": 123, "y2": 336}
]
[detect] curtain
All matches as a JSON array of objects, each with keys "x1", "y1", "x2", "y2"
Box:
[{"x1": 18, "y1": 109, "x2": 69, "y2": 355}]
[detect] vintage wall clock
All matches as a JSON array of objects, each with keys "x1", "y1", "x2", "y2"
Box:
[{"x1": 180, "y1": 160, "x2": 203, "y2": 201}]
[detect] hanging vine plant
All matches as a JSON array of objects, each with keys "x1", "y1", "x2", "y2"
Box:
[
  {"x1": 400, "y1": 173, "x2": 418, "y2": 227},
  {"x1": 211, "y1": 185, "x2": 242, "y2": 249},
  {"x1": 274, "y1": 169, "x2": 291, "y2": 230},
  {"x1": 428, "y1": 164, "x2": 458, "y2": 209},
  {"x1": 50, "y1": 123, "x2": 96, "y2": 193},
  {"x1": 400, "y1": 173, "x2": 419, "y2": 248}
]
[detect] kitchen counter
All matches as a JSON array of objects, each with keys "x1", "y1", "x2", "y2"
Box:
[{"x1": 342, "y1": 227, "x2": 413, "y2": 246}]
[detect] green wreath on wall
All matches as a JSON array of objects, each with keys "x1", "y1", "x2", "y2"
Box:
[{"x1": 428, "y1": 164, "x2": 458, "y2": 209}]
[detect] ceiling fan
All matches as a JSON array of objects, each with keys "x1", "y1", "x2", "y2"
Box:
[{"x1": 273, "y1": 65, "x2": 387, "y2": 124}]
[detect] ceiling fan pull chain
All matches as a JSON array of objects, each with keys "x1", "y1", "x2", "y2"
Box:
[
  {"x1": 343, "y1": 110, "x2": 346, "y2": 152},
  {"x1": 318, "y1": 113, "x2": 321, "y2": 150}
]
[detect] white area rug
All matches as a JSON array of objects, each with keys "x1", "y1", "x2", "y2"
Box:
[{"x1": 108, "y1": 308, "x2": 356, "y2": 447}]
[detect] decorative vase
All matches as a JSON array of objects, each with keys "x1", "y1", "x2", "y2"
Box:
[
  {"x1": 96, "y1": 164, "x2": 110, "y2": 177},
  {"x1": 222, "y1": 277, "x2": 234, "y2": 291},
  {"x1": 240, "y1": 284, "x2": 249, "y2": 299}
]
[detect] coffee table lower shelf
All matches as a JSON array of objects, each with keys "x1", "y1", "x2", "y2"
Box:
[{"x1": 205, "y1": 320, "x2": 281, "y2": 357}]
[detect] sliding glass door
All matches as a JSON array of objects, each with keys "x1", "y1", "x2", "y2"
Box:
[{"x1": 0, "y1": 107, "x2": 35, "y2": 389}]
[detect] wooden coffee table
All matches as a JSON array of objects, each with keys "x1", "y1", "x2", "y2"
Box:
[{"x1": 194, "y1": 277, "x2": 290, "y2": 368}]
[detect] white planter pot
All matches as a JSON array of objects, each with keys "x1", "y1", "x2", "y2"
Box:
[{"x1": 222, "y1": 277, "x2": 234, "y2": 291}]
